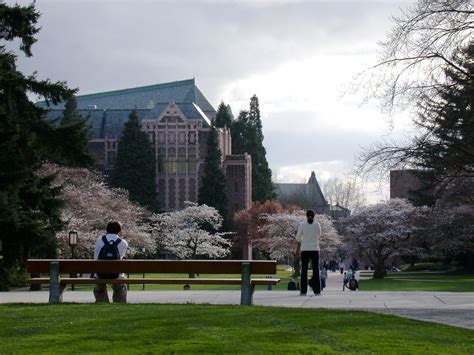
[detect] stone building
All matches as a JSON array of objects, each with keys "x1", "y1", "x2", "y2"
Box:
[
  {"x1": 275, "y1": 171, "x2": 350, "y2": 219},
  {"x1": 39, "y1": 78, "x2": 252, "y2": 214}
]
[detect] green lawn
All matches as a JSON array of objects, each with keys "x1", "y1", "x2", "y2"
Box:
[
  {"x1": 0, "y1": 304, "x2": 473, "y2": 353},
  {"x1": 360, "y1": 272, "x2": 474, "y2": 292},
  {"x1": 34, "y1": 271, "x2": 294, "y2": 292}
]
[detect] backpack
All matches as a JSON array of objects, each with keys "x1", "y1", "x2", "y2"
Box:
[
  {"x1": 97, "y1": 235, "x2": 122, "y2": 279},
  {"x1": 348, "y1": 278, "x2": 359, "y2": 291}
]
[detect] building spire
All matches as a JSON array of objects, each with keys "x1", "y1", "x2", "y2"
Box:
[{"x1": 308, "y1": 171, "x2": 317, "y2": 185}]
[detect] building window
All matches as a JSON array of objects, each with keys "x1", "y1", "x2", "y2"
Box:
[
  {"x1": 188, "y1": 155, "x2": 196, "y2": 174},
  {"x1": 189, "y1": 132, "x2": 196, "y2": 144},
  {"x1": 157, "y1": 155, "x2": 165, "y2": 173},
  {"x1": 178, "y1": 148, "x2": 186, "y2": 174},
  {"x1": 107, "y1": 151, "x2": 116, "y2": 168},
  {"x1": 178, "y1": 132, "x2": 185, "y2": 144},
  {"x1": 166, "y1": 157, "x2": 176, "y2": 174},
  {"x1": 168, "y1": 132, "x2": 175, "y2": 143},
  {"x1": 234, "y1": 182, "x2": 239, "y2": 193}
]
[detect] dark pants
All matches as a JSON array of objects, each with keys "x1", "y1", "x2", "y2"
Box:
[{"x1": 301, "y1": 250, "x2": 321, "y2": 294}]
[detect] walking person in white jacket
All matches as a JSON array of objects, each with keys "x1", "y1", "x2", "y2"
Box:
[{"x1": 296, "y1": 209, "x2": 321, "y2": 296}]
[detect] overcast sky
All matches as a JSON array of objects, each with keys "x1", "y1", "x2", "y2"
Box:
[{"x1": 9, "y1": 0, "x2": 415, "y2": 202}]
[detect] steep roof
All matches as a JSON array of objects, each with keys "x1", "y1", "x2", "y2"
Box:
[
  {"x1": 37, "y1": 78, "x2": 215, "y2": 114},
  {"x1": 45, "y1": 102, "x2": 210, "y2": 139},
  {"x1": 275, "y1": 171, "x2": 328, "y2": 207},
  {"x1": 39, "y1": 79, "x2": 215, "y2": 138}
]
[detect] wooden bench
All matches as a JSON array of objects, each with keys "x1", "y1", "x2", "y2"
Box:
[{"x1": 27, "y1": 259, "x2": 280, "y2": 305}]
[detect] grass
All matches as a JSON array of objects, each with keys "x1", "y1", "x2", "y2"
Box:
[
  {"x1": 0, "y1": 304, "x2": 473, "y2": 353},
  {"x1": 360, "y1": 272, "x2": 474, "y2": 292}
]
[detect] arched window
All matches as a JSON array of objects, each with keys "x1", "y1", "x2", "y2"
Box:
[
  {"x1": 188, "y1": 147, "x2": 196, "y2": 174},
  {"x1": 178, "y1": 148, "x2": 186, "y2": 174},
  {"x1": 167, "y1": 148, "x2": 177, "y2": 173},
  {"x1": 157, "y1": 148, "x2": 165, "y2": 173}
]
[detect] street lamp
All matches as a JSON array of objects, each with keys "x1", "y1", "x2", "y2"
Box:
[
  {"x1": 68, "y1": 231, "x2": 78, "y2": 291},
  {"x1": 68, "y1": 231, "x2": 78, "y2": 259}
]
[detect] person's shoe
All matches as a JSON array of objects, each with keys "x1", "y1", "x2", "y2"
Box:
[
  {"x1": 314, "y1": 292, "x2": 321, "y2": 296},
  {"x1": 299, "y1": 293, "x2": 307, "y2": 296}
]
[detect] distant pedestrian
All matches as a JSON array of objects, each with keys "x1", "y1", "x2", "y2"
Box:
[
  {"x1": 321, "y1": 268, "x2": 328, "y2": 290},
  {"x1": 339, "y1": 260, "x2": 344, "y2": 275},
  {"x1": 296, "y1": 209, "x2": 321, "y2": 296}
]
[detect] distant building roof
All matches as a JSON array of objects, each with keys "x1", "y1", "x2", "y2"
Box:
[
  {"x1": 275, "y1": 171, "x2": 328, "y2": 208},
  {"x1": 37, "y1": 78, "x2": 215, "y2": 114},
  {"x1": 39, "y1": 79, "x2": 215, "y2": 138}
]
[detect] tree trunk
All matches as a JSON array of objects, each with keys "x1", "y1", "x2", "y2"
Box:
[
  {"x1": 293, "y1": 256, "x2": 301, "y2": 277},
  {"x1": 373, "y1": 259, "x2": 387, "y2": 279}
]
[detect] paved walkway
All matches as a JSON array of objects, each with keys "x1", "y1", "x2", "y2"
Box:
[{"x1": 1, "y1": 272, "x2": 473, "y2": 330}]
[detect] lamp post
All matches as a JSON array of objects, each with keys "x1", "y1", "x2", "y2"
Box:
[
  {"x1": 68, "y1": 231, "x2": 78, "y2": 258},
  {"x1": 142, "y1": 247, "x2": 146, "y2": 290},
  {"x1": 68, "y1": 231, "x2": 78, "y2": 290}
]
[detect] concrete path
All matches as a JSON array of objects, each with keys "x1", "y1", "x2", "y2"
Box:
[{"x1": 1, "y1": 272, "x2": 473, "y2": 330}]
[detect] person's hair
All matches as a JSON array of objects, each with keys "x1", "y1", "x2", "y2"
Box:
[
  {"x1": 306, "y1": 209, "x2": 315, "y2": 218},
  {"x1": 106, "y1": 221, "x2": 122, "y2": 234}
]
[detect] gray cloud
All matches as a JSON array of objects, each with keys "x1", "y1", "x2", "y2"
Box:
[
  {"x1": 8, "y1": 0, "x2": 407, "y2": 194},
  {"x1": 13, "y1": 1, "x2": 403, "y2": 100}
]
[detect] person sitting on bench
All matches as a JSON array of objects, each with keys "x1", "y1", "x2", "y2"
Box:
[{"x1": 93, "y1": 221, "x2": 129, "y2": 303}]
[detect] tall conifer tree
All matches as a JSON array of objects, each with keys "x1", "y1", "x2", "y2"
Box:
[
  {"x1": 54, "y1": 96, "x2": 94, "y2": 167},
  {"x1": 112, "y1": 110, "x2": 158, "y2": 211},
  {"x1": 231, "y1": 95, "x2": 275, "y2": 202},
  {"x1": 0, "y1": 3, "x2": 93, "y2": 289},
  {"x1": 198, "y1": 127, "x2": 229, "y2": 226},
  {"x1": 214, "y1": 102, "x2": 233, "y2": 128}
]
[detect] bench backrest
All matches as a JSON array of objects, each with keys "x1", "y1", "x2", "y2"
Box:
[{"x1": 27, "y1": 259, "x2": 277, "y2": 275}]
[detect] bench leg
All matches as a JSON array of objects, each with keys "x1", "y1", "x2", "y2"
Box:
[
  {"x1": 49, "y1": 261, "x2": 64, "y2": 303},
  {"x1": 241, "y1": 262, "x2": 254, "y2": 305}
]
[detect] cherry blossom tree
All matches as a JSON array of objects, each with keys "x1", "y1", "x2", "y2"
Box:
[
  {"x1": 232, "y1": 200, "x2": 284, "y2": 258},
  {"x1": 40, "y1": 164, "x2": 154, "y2": 258},
  {"x1": 338, "y1": 198, "x2": 423, "y2": 279},
  {"x1": 150, "y1": 202, "x2": 231, "y2": 261}
]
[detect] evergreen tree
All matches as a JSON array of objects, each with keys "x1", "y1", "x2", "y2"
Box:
[
  {"x1": 53, "y1": 96, "x2": 94, "y2": 167},
  {"x1": 231, "y1": 110, "x2": 250, "y2": 155},
  {"x1": 231, "y1": 96, "x2": 275, "y2": 202},
  {"x1": 414, "y1": 43, "x2": 474, "y2": 184},
  {"x1": 214, "y1": 101, "x2": 233, "y2": 128},
  {"x1": 198, "y1": 127, "x2": 229, "y2": 227},
  {"x1": 0, "y1": 3, "x2": 93, "y2": 290},
  {"x1": 112, "y1": 110, "x2": 158, "y2": 211}
]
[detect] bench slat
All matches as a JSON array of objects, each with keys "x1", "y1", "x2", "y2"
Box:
[
  {"x1": 28, "y1": 278, "x2": 281, "y2": 286},
  {"x1": 27, "y1": 259, "x2": 277, "y2": 274}
]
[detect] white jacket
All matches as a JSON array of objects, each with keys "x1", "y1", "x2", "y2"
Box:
[
  {"x1": 93, "y1": 233, "x2": 128, "y2": 260},
  {"x1": 296, "y1": 221, "x2": 321, "y2": 251}
]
